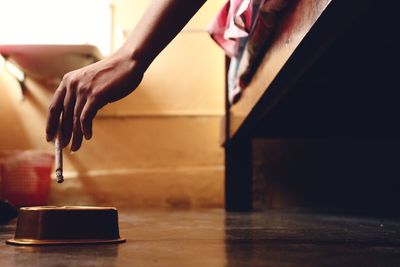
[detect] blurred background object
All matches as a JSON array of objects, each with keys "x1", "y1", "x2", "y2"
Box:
[{"x1": 0, "y1": 151, "x2": 53, "y2": 207}]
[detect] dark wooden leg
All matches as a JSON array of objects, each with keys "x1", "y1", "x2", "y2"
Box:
[{"x1": 225, "y1": 138, "x2": 252, "y2": 212}]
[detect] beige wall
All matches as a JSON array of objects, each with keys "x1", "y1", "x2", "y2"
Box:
[
  {"x1": 0, "y1": 0, "x2": 225, "y2": 209},
  {"x1": 103, "y1": 33, "x2": 225, "y2": 116}
]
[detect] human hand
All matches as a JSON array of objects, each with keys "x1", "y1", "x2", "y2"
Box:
[{"x1": 46, "y1": 53, "x2": 144, "y2": 151}]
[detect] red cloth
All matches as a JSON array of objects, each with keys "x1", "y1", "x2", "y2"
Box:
[
  {"x1": 208, "y1": 0, "x2": 253, "y2": 57},
  {"x1": 209, "y1": 0, "x2": 289, "y2": 105}
]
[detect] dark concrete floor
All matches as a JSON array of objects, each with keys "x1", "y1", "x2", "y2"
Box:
[{"x1": 1, "y1": 210, "x2": 400, "y2": 266}]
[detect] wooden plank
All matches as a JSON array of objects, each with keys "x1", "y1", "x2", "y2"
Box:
[
  {"x1": 228, "y1": 0, "x2": 367, "y2": 141},
  {"x1": 253, "y1": 0, "x2": 400, "y2": 139}
]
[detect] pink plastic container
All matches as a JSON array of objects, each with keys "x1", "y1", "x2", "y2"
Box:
[{"x1": 0, "y1": 151, "x2": 54, "y2": 207}]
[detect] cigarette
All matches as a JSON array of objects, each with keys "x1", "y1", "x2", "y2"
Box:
[{"x1": 55, "y1": 128, "x2": 64, "y2": 183}]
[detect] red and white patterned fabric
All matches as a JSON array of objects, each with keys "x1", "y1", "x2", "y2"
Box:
[
  {"x1": 209, "y1": 0, "x2": 289, "y2": 104},
  {"x1": 208, "y1": 0, "x2": 254, "y2": 57}
]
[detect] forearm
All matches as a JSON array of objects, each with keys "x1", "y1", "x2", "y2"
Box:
[{"x1": 116, "y1": 0, "x2": 207, "y2": 70}]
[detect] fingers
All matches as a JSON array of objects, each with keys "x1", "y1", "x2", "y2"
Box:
[
  {"x1": 70, "y1": 94, "x2": 86, "y2": 152},
  {"x1": 61, "y1": 85, "x2": 76, "y2": 147},
  {"x1": 51, "y1": 82, "x2": 101, "y2": 151},
  {"x1": 81, "y1": 96, "x2": 103, "y2": 140},
  {"x1": 46, "y1": 85, "x2": 66, "y2": 141}
]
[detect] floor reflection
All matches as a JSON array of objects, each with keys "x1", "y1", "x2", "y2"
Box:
[
  {"x1": 224, "y1": 211, "x2": 400, "y2": 267},
  {"x1": 12, "y1": 244, "x2": 120, "y2": 267}
]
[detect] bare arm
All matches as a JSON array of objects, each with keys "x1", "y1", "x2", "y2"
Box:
[
  {"x1": 120, "y1": 0, "x2": 207, "y2": 69},
  {"x1": 46, "y1": 0, "x2": 207, "y2": 151}
]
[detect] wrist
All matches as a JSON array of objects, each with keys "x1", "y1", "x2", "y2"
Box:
[{"x1": 114, "y1": 46, "x2": 150, "y2": 74}]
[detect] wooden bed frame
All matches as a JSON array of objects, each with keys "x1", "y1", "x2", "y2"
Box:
[{"x1": 224, "y1": 0, "x2": 399, "y2": 211}]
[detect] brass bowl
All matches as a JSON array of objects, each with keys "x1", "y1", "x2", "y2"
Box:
[{"x1": 6, "y1": 206, "x2": 126, "y2": 246}]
